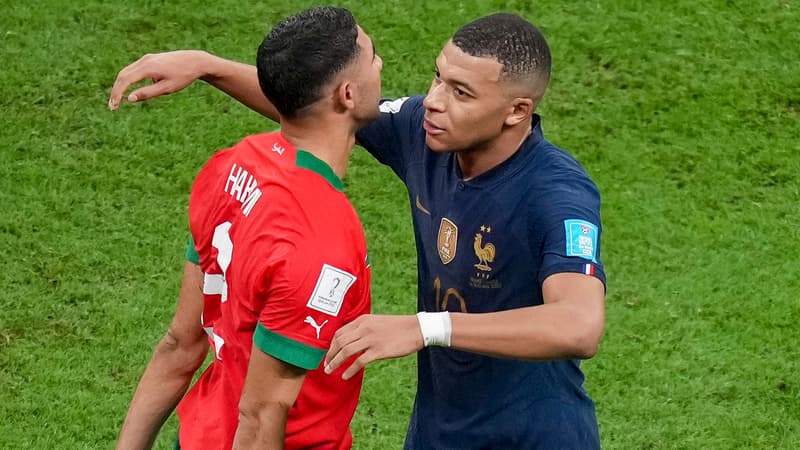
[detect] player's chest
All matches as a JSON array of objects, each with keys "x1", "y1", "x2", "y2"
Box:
[{"x1": 413, "y1": 174, "x2": 537, "y2": 276}]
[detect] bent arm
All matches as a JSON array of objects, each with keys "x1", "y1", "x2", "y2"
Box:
[
  {"x1": 232, "y1": 348, "x2": 307, "y2": 450},
  {"x1": 109, "y1": 50, "x2": 279, "y2": 121},
  {"x1": 324, "y1": 272, "x2": 604, "y2": 380},
  {"x1": 115, "y1": 262, "x2": 209, "y2": 450},
  {"x1": 200, "y1": 54, "x2": 278, "y2": 120},
  {"x1": 449, "y1": 272, "x2": 605, "y2": 360}
]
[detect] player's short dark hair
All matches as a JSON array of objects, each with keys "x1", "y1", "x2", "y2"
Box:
[
  {"x1": 452, "y1": 13, "x2": 551, "y2": 97},
  {"x1": 257, "y1": 6, "x2": 360, "y2": 119}
]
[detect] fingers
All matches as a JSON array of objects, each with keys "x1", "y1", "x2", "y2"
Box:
[
  {"x1": 324, "y1": 315, "x2": 414, "y2": 379},
  {"x1": 324, "y1": 342, "x2": 374, "y2": 381},
  {"x1": 324, "y1": 325, "x2": 347, "y2": 370},
  {"x1": 108, "y1": 50, "x2": 207, "y2": 111},
  {"x1": 324, "y1": 328, "x2": 365, "y2": 375},
  {"x1": 108, "y1": 53, "x2": 181, "y2": 110},
  {"x1": 341, "y1": 353, "x2": 372, "y2": 380},
  {"x1": 108, "y1": 55, "x2": 152, "y2": 111},
  {"x1": 126, "y1": 81, "x2": 173, "y2": 103}
]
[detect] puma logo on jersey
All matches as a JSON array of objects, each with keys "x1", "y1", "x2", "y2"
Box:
[{"x1": 304, "y1": 316, "x2": 329, "y2": 339}]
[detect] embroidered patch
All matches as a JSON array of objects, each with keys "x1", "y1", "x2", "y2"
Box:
[
  {"x1": 564, "y1": 219, "x2": 598, "y2": 262},
  {"x1": 437, "y1": 218, "x2": 458, "y2": 264},
  {"x1": 307, "y1": 264, "x2": 356, "y2": 317},
  {"x1": 472, "y1": 226, "x2": 495, "y2": 272},
  {"x1": 378, "y1": 97, "x2": 410, "y2": 114}
]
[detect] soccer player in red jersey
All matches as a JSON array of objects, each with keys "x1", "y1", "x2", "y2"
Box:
[{"x1": 114, "y1": 6, "x2": 383, "y2": 449}]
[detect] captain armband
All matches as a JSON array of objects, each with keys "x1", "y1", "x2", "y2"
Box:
[{"x1": 416, "y1": 311, "x2": 452, "y2": 347}]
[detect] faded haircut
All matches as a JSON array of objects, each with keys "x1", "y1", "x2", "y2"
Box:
[
  {"x1": 452, "y1": 13, "x2": 551, "y2": 99},
  {"x1": 257, "y1": 6, "x2": 360, "y2": 119}
]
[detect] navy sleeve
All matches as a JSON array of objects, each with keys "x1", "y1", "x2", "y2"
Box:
[
  {"x1": 355, "y1": 96, "x2": 425, "y2": 181},
  {"x1": 534, "y1": 155, "x2": 606, "y2": 287}
]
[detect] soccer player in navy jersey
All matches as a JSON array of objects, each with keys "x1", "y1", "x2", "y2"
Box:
[{"x1": 110, "y1": 12, "x2": 606, "y2": 449}]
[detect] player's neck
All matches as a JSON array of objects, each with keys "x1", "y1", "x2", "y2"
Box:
[
  {"x1": 279, "y1": 118, "x2": 356, "y2": 180},
  {"x1": 457, "y1": 123, "x2": 532, "y2": 180}
]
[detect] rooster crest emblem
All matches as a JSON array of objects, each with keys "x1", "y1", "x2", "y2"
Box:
[{"x1": 473, "y1": 227, "x2": 496, "y2": 271}]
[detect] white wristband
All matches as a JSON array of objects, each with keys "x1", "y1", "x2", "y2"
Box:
[{"x1": 416, "y1": 311, "x2": 452, "y2": 347}]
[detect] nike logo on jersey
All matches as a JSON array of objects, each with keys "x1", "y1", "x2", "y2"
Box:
[
  {"x1": 304, "y1": 316, "x2": 329, "y2": 339},
  {"x1": 415, "y1": 195, "x2": 431, "y2": 215}
]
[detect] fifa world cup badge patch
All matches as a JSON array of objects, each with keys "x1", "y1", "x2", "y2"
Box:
[
  {"x1": 437, "y1": 218, "x2": 458, "y2": 264},
  {"x1": 564, "y1": 219, "x2": 598, "y2": 262},
  {"x1": 307, "y1": 264, "x2": 356, "y2": 317}
]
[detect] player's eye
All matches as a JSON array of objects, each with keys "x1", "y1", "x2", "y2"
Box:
[{"x1": 454, "y1": 87, "x2": 466, "y2": 96}]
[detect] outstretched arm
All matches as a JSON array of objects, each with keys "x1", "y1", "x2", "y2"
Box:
[
  {"x1": 448, "y1": 272, "x2": 605, "y2": 358},
  {"x1": 232, "y1": 348, "x2": 307, "y2": 450},
  {"x1": 108, "y1": 50, "x2": 279, "y2": 121},
  {"x1": 115, "y1": 262, "x2": 209, "y2": 450},
  {"x1": 324, "y1": 272, "x2": 605, "y2": 380}
]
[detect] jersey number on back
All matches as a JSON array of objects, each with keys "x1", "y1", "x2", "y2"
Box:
[{"x1": 202, "y1": 222, "x2": 234, "y2": 360}]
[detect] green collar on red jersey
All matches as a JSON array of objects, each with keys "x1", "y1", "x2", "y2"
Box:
[{"x1": 296, "y1": 150, "x2": 343, "y2": 192}]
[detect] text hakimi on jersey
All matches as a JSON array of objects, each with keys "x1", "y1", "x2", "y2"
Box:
[{"x1": 225, "y1": 162, "x2": 262, "y2": 216}]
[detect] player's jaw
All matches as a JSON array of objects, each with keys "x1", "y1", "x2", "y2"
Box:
[
  {"x1": 422, "y1": 117, "x2": 444, "y2": 135},
  {"x1": 422, "y1": 116, "x2": 451, "y2": 152},
  {"x1": 422, "y1": 120, "x2": 448, "y2": 152},
  {"x1": 349, "y1": 26, "x2": 383, "y2": 124}
]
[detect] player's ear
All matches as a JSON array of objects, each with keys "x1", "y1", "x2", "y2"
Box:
[
  {"x1": 334, "y1": 80, "x2": 356, "y2": 112},
  {"x1": 505, "y1": 97, "x2": 533, "y2": 127}
]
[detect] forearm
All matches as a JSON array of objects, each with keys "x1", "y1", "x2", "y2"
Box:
[
  {"x1": 445, "y1": 273, "x2": 606, "y2": 360},
  {"x1": 198, "y1": 52, "x2": 279, "y2": 121},
  {"x1": 116, "y1": 336, "x2": 206, "y2": 450},
  {"x1": 449, "y1": 302, "x2": 603, "y2": 360},
  {"x1": 232, "y1": 346, "x2": 307, "y2": 449},
  {"x1": 232, "y1": 403, "x2": 290, "y2": 450}
]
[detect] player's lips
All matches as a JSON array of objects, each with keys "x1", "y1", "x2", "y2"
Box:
[{"x1": 423, "y1": 118, "x2": 444, "y2": 135}]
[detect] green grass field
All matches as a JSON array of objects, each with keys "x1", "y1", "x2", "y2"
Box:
[{"x1": 2, "y1": 0, "x2": 799, "y2": 448}]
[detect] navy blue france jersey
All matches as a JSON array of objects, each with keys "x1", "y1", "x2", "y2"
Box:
[{"x1": 357, "y1": 96, "x2": 606, "y2": 450}]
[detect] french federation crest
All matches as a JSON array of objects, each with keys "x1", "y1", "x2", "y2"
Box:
[
  {"x1": 473, "y1": 227, "x2": 496, "y2": 272},
  {"x1": 437, "y1": 218, "x2": 458, "y2": 264}
]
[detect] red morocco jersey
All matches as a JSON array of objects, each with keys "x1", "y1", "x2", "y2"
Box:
[{"x1": 177, "y1": 132, "x2": 371, "y2": 450}]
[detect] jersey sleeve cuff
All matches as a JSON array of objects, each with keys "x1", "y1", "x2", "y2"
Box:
[
  {"x1": 539, "y1": 262, "x2": 607, "y2": 289},
  {"x1": 185, "y1": 237, "x2": 200, "y2": 265},
  {"x1": 253, "y1": 323, "x2": 325, "y2": 370}
]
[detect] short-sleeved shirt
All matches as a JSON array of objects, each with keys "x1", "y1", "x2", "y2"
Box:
[
  {"x1": 177, "y1": 132, "x2": 371, "y2": 450},
  {"x1": 356, "y1": 96, "x2": 605, "y2": 450}
]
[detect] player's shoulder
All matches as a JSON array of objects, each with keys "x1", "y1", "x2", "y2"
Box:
[
  {"x1": 377, "y1": 95, "x2": 425, "y2": 115},
  {"x1": 239, "y1": 131, "x2": 286, "y2": 150},
  {"x1": 522, "y1": 140, "x2": 601, "y2": 211},
  {"x1": 531, "y1": 139, "x2": 596, "y2": 184},
  {"x1": 198, "y1": 131, "x2": 279, "y2": 166},
  {"x1": 533, "y1": 140, "x2": 586, "y2": 173}
]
